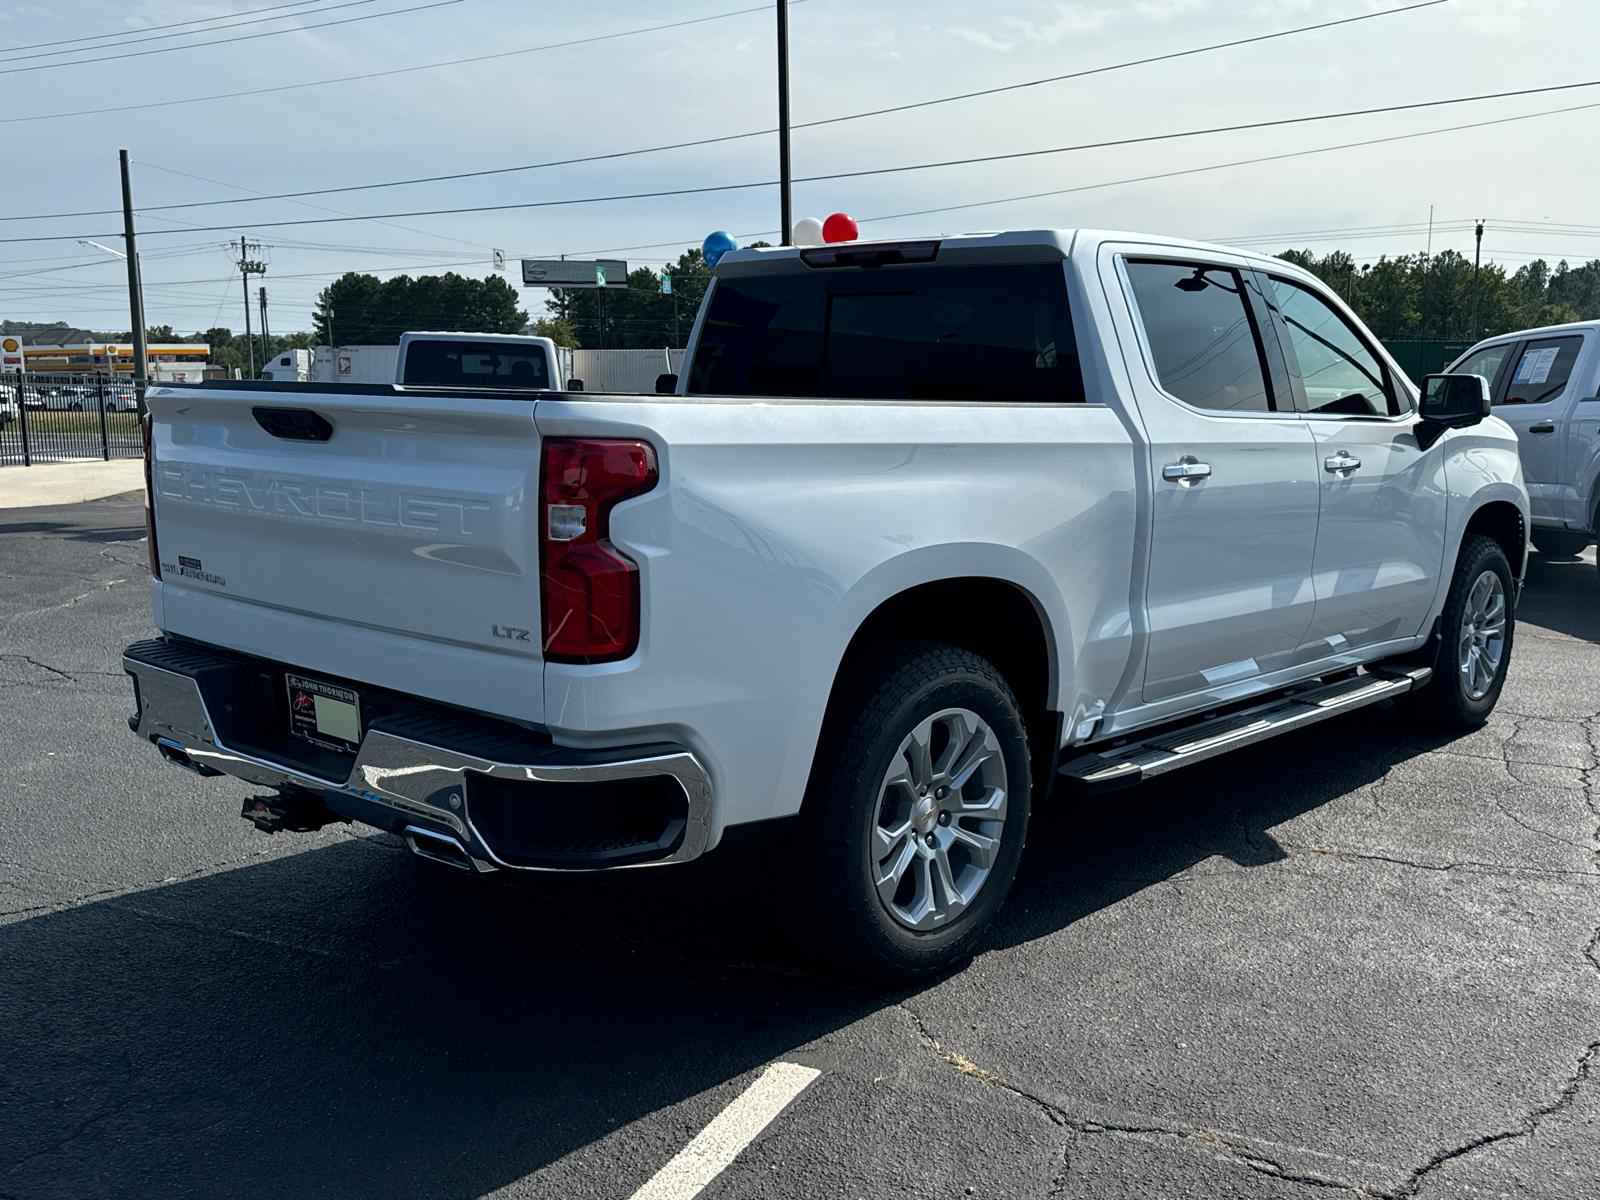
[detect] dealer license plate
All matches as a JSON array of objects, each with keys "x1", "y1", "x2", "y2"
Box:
[{"x1": 285, "y1": 673, "x2": 362, "y2": 753}]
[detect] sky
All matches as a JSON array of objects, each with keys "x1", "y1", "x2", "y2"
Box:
[{"x1": 1, "y1": 0, "x2": 1597, "y2": 337}]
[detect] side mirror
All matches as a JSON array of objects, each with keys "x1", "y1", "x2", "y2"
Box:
[
  {"x1": 1417, "y1": 373, "x2": 1491, "y2": 450},
  {"x1": 566, "y1": 378, "x2": 584, "y2": 391},
  {"x1": 654, "y1": 373, "x2": 678, "y2": 394},
  {"x1": 1421, "y1": 373, "x2": 1491, "y2": 421}
]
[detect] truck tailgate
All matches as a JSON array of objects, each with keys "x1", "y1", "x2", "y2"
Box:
[{"x1": 148, "y1": 386, "x2": 546, "y2": 723}]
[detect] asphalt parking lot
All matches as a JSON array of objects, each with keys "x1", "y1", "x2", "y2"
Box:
[{"x1": 2, "y1": 492, "x2": 1596, "y2": 1200}]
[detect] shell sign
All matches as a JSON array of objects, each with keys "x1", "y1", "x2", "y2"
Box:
[{"x1": 1, "y1": 337, "x2": 21, "y2": 370}]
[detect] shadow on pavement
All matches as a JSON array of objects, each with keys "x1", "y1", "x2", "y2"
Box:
[
  {"x1": 0, "y1": 702, "x2": 1447, "y2": 1199},
  {"x1": 0, "y1": 494, "x2": 147, "y2": 545},
  {"x1": 1516, "y1": 546, "x2": 1600, "y2": 644}
]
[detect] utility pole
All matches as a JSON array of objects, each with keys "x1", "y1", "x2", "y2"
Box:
[
  {"x1": 1418, "y1": 205, "x2": 1434, "y2": 367},
  {"x1": 118, "y1": 150, "x2": 149, "y2": 416},
  {"x1": 776, "y1": 0, "x2": 792, "y2": 246},
  {"x1": 1470, "y1": 220, "x2": 1485, "y2": 343},
  {"x1": 234, "y1": 235, "x2": 267, "y2": 378},
  {"x1": 259, "y1": 287, "x2": 271, "y2": 369}
]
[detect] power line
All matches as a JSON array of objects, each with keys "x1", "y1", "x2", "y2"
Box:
[
  {"x1": 561, "y1": 96, "x2": 1600, "y2": 260},
  {"x1": 13, "y1": 69, "x2": 1600, "y2": 237},
  {"x1": 0, "y1": 0, "x2": 371, "y2": 65},
  {"x1": 0, "y1": 1, "x2": 804, "y2": 125},
  {"x1": 0, "y1": 0, "x2": 1451, "y2": 219},
  {"x1": 0, "y1": 0, "x2": 464, "y2": 77},
  {"x1": 110, "y1": 83, "x2": 1600, "y2": 238},
  {"x1": 0, "y1": 0, "x2": 329, "y2": 55}
]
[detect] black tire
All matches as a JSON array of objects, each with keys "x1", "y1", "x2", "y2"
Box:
[
  {"x1": 1531, "y1": 528, "x2": 1590, "y2": 559},
  {"x1": 68, "y1": 401, "x2": 82, "y2": 412},
  {"x1": 1393, "y1": 534, "x2": 1515, "y2": 731},
  {"x1": 794, "y1": 639, "x2": 1032, "y2": 982}
]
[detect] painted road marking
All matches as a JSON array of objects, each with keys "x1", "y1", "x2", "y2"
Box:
[{"x1": 627, "y1": 1061, "x2": 822, "y2": 1200}]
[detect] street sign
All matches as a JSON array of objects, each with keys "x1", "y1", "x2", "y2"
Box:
[
  {"x1": 661, "y1": 272, "x2": 672, "y2": 295},
  {"x1": 520, "y1": 258, "x2": 628, "y2": 288},
  {"x1": 493, "y1": 249, "x2": 505, "y2": 270}
]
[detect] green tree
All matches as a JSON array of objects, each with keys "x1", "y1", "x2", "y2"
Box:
[
  {"x1": 545, "y1": 247, "x2": 716, "y2": 349},
  {"x1": 313, "y1": 271, "x2": 527, "y2": 344},
  {"x1": 533, "y1": 318, "x2": 580, "y2": 348}
]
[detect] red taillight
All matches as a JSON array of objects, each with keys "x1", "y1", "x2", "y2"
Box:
[
  {"x1": 540, "y1": 438, "x2": 658, "y2": 662},
  {"x1": 142, "y1": 412, "x2": 160, "y2": 580}
]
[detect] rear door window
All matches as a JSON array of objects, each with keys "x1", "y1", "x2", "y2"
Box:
[
  {"x1": 687, "y1": 263, "x2": 1083, "y2": 401},
  {"x1": 1501, "y1": 336, "x2": 1584, "y2": 406},
  {"x1": 1267, "y1": 276, "x2": 1399, "y2": 416},
  {"x1": 1451, "y1": 342, "x2": 1515, "y2": 397},
  {"x1": 402, "y1": 341, "x2": 549, "y2": 388},
  {"x1": 1124, "y1": 260, "x2": 1275, "y2": 412}
]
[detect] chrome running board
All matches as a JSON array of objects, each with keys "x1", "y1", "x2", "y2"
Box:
[{"x1": 1059, "y1": 666, "x2": 1432, "y2": 794}]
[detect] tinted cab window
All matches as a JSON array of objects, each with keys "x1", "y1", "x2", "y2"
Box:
[
  {"x1": 403, "y1": 341, "x2": 549, "y2": 388},
  {"x1": 688, "y1": 263, "x2": 1084, "y2": 401},
  {"x1": 1124, "y1": 261, "x2": 1274, "y2": 412},
  {"x1": 1267, "y1": 277, "x2": 1399, "y2": 416}
]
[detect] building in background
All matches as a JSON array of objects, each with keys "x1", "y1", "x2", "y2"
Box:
[{"x1": 19, "y1": 342, "x2": 213, "y2": 382}]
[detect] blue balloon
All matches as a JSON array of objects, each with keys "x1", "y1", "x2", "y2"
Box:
[{"x1": 702, "y1": 230, "x2": 737, "y2": 268}]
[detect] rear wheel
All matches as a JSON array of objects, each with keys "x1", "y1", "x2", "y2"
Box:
[
  {"x1": 1531, "y1": 528, "x2": 1590, "y2": 559},
  {"x1": 795, "y1": 640, "x2": 1031, "y2": 982},
  {"x1": 1394, "y1": 534, "x2": 1515, "y2": 730}
]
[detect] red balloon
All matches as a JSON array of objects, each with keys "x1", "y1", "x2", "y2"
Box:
[{"x1": 822, "y1": 212, "x2": 859, "y2": 244}]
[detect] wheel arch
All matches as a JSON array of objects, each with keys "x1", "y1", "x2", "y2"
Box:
[
  {"x1": 1461, "y1": 499, "x2": 1526, "y2": 580},
  {"x1": 819, "y1": 571, "x2": 1065, "y2": 807}
]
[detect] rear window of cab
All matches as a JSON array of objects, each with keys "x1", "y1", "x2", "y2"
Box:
[{"x1": 687, "y1": 263, "x2": 1085, "y2": 402}]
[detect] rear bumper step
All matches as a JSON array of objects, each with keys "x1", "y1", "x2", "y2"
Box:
[
  {"x1": 1059, "y1": 666, "x2": 1432, "y2": 794},
  {"x1": 123, "y1": 638, "x2": 712, "y2": 872}
]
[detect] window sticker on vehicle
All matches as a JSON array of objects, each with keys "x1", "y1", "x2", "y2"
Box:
[{"x1": 1513, "y1": 346, "x2": 1559, "y2": 386}]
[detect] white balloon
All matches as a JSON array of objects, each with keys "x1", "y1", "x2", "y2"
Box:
[{"x1": 792, "y1": 217, "x2": 825, "y2": 247}]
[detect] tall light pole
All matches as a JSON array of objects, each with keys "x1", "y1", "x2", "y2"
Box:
[
  {"x1": 1470, "y1": 220, "x2": 1485, "y2": 343},
  {"x1": 776, "y1": 0, "x2": 792, "y2": 246},
  {"x1": 118, "y1": 150, "x2": 149, "y2": 415}
]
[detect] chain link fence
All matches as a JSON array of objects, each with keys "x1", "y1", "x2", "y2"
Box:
[{"x1": 0, "y1": 373, "x2": 142, "y2": 466}]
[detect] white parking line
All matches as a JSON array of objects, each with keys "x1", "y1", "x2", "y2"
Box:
[{"x1": 627, "y1": 1061, "x2": 822, "y2": 1200}]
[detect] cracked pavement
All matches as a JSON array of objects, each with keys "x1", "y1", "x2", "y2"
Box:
[{"x1": 1, "y1": 494, "x2": 1597, "y2": 1199}]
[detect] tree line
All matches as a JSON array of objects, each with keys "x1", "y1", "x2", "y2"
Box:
[{"x1": 1274, "y1": 249, "x2": 1600, "y2": 344}]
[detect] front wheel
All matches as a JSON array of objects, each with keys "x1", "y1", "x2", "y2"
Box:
[
  {"x1": 795, "y1": 639, "x2": 1032, "y2": 982},
  {"x1": 1394, "y1": 534, "x2": 1515, "y2": 730}
]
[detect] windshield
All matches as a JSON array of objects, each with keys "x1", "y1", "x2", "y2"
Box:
[
  {"x1": 687, "y1": 263, "x2": 1084, "y2": 401},
  {"x1": 402, "y1": 340, "x2": 549, "y2": 388}
]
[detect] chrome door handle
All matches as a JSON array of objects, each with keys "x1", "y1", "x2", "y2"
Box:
[
  {"x1": 1324, "y1": 452, "x2": 1361, "y2": 475},
  {"x1": 1162, "y1": 460, "x2": 1211, "y2": 484},
  {"x1": 1529, "y1": 423, "x2": 1556, "y2": 433}
]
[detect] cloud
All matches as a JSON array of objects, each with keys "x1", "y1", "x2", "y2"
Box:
[
  {"x1": 950, "y1": 25, "x2": 1016, "y2": 51},
  {"x1": 952, "y1": 1, "x2": 1205, "y2": 52}
]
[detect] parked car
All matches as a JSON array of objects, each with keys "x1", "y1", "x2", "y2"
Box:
[
  {"x1": 1448, "y1": 320, "x2": 1600, "y2": 564},
  {"x1": 123, "y1": 229, "x2": 1528, "y2": 980}
]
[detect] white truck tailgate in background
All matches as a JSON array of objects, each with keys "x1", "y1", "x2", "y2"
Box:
[{"x1": 149, "y1": 387, "x2": 545, "y2": 723}]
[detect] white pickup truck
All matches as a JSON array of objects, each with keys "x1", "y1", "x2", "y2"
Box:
[
  {"x1": 124, "y1": 229, "x2": 1527, "y2": 979},
  {"x1": 1447, "y1": 319, "x2": 1600, "y2": 566}
]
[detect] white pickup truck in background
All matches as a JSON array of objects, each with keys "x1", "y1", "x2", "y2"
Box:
[
  {"x1": 123, "y1": 229, "x2": 1527, "y2": 979},
  {"x1": 261, "y1": 331, "x2": 563, "y2": 389},
  {"x1": 1448, "y1": 319, "x2": 1600, "y2": 567}
]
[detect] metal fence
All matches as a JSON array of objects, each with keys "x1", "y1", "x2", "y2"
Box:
[{"x1": 0, "y1": 373, "x2": 142, "y2": 466}]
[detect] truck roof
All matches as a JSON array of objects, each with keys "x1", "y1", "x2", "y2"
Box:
[{"x1": 712, "y1": 229, "x2": 1307, "y2": 278}]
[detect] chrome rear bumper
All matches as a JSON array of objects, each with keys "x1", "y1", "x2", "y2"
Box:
[{"x1": 123, "y1": 639, "x2": 712, "y2": 873}]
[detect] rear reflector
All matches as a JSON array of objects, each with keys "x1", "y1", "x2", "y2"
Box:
[
  {"x1": 142, "y1": 412, "x2": 160, "y2": 580},
  {"x1": 540, "y1": 438, "x2": 658, "y2": 663}
]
